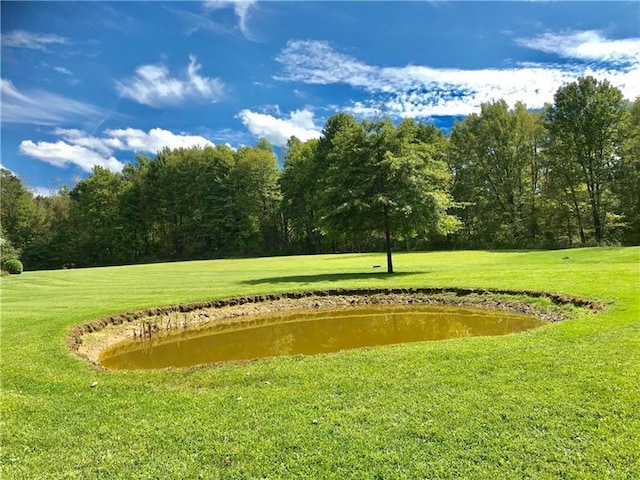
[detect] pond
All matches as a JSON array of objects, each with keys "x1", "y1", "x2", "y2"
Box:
[{"x1": 99, "y1": 304, "x2": 548, "y2": 370}]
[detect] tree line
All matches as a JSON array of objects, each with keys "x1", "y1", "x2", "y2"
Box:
[{"x1": 2, "y1": 77, "x2": 639, "y2": 272}]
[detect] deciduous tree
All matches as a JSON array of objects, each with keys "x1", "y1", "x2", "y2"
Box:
[
  {"x1": 280, "y1": 136, "x2": 322, "y2": 253},
  {"x1": 321, "y1": 117, "x2": 458, "y2": 273},
  {"x1": 449, "y1": 101, "x2": 544, "y2": 247},
  {"x1": 545, "y1": 76, "x2": 626, "y2": 243}
]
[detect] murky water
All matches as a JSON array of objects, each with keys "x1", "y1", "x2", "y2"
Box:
[{"x1": 99, "y1": 305, "x2": 548, "y2": 370}]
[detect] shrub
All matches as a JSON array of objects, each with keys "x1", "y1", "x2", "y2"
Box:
[{"x1": 4, "y1": 259, "x2": 24, "y2": 275}]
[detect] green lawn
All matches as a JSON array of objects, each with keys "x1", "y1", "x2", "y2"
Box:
[{"x1": 1, "y1": 248, "x2": 639, "y2": 479}]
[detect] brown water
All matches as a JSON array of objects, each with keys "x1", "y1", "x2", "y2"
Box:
[{"x1": 99, "y1": 305, "x2": 548, "y2": 370}]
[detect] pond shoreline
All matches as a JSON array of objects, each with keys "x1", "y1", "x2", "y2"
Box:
[{"x1": 67, "y1": 287, "x2": 605, "y2": 369}]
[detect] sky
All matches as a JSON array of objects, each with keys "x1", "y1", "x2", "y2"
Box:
[{"x1": 1, "y1": 1, "x2": 639, "y2": 195}]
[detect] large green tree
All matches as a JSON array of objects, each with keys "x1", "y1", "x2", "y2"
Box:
[
  {"x1": 449, "y1": 101, "x2": 545, "y2": 247},
  {"x1": 118, "y1": 156, "x2": 155, "y2": 263},
  {"x1": 146, "y1": 145, "x2": 237, "y2": 259},
  {"x1": 613, "y1": 97, "x2": 640, "y2": 244},
  {"x1": 280, "y1": 136, "x2": 322, "y2": 253},
  {"x1": 68, "y1": 166, "x2": 126, "y2": 266},
  {"x1": 544, "y1": 76, "x2": 627, "y2": 243},
  {"x1": 229, "y1": 139, "x2": 282, "y2": 255},
  {"x1": 320, "y1": 116, "x2": 458, "y2": 273},
  {"x1": 23, "y1": 189, "x2": 72, "y2": 269}
]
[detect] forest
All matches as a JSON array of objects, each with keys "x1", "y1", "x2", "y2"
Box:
[{"x1": 2, "y1": 76, "x2": 639, "y2": 272}]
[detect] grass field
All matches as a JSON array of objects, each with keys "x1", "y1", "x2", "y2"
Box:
[{"x1": 1, "y1": 248, "x2": 639, "y2": 479}]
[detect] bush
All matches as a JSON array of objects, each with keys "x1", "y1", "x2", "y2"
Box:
[{"x1": 3, "y1": 259, "x2": 24, "y2": 275}]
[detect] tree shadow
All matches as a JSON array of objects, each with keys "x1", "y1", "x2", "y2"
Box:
[{"x1": 242, "y1": 271, "x2": 427, "y2": 285}]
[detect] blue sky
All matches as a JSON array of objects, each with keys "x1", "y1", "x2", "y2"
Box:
[{"x1": 2, "y1": 1, "x2": 639, "y2": 194}]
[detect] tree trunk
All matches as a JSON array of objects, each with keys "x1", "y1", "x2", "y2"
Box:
[
  {"x1": 590, "y1": 194, "x2": 603, "y2": 244},
  {"x1": 383, "y1": 207, "x2": 394, "y2": 274},
  {"x1": 385, "y1": 228, "x2": 393, "y2": 274},
  {"x1": 569, "y1": 187, "x2": 587, "y2": 245}
]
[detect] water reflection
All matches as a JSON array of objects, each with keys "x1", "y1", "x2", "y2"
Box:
[{"x1": 99, "y1": 305, "x2": 547, "y2": 370}]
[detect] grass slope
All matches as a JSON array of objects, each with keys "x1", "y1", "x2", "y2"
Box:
[{"x1": 1, "y1": 248, "x2": 639, "y2": 479}]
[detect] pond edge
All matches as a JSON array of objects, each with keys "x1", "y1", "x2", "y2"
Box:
[{"x1": 66, "y1": 287, "x2": 605, "y2": 369}]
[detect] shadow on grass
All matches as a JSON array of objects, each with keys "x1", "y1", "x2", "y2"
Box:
[{"x1": 242, "y1": 271, "x2": 427, "y2": 285}]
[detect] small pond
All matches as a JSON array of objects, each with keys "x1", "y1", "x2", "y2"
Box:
[{"x1": 99, "y1": 305, "x2": 548, "y2": 370}]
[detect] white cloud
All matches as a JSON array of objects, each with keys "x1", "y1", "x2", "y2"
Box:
[
  {"x1": 1, "y1": 30, "x2": 68, "y2": 50},
  {"x1": 1, "y1": 78, "x2": 107, "y2": 125},
  {"x1": 19, "y1": 140, "x2": 124, "y2": 173},
  {"x1": 53, "y1": 128, "x2": 115, "y2": 156},
  {"x1": 238, "y1": 108, "x2": 321, "y2": 145},
  {"x1": 276, "y1": 34, "x2": 640, "y2": 119},
  {"x1": 115, "y1": 56, "x2": 224, "y2": 107},
  {"x1": 103, "y1": 128, "x2": 215, "y2": 152},
  {"x1": 346, "y1": 101, "x2": 383, "y2": 118},
  {"x1": 516, "y1": 30, "x2": 640, "y2": 65},
  {"x1": 55, "y1": 127, "x2": 214, "y2": 155},
  {"x1": 20, "y1": 127, "x2": 216, "y2": 173},
  {"x1": 203, "y1": 0, "x2": 257, "y2": 40},
  {"x1": 232, "y1": 1, "x2": 257, "y2": 39},
  {"x1": 53, "y1": 66, "x2": 73, "y2": 75}
]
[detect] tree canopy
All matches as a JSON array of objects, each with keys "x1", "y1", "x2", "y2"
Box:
[
  {"x1": 544, "y1": 76, "x2": 627, "y2": 243},
  {"x1": 319, "y1": 115, "x2": 458, "y2": 273},
  {"x1": 2, "y1": 77, "x2": 638, "y2": 272}
]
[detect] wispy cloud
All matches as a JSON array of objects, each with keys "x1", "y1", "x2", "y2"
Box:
[
  {"x1": 115, "y1": 56, "x2": 224, "y2": 107},
  {"x1": 276, "y1": 32, "x2": 640, "y2": 119},
  {"x1": 238, "y1": 108, "x2": 321, "y2": 145},
  {"x1": 96, "y1": 4, "x2": 137, "y2": 33},
  {"x1": 516, "y1": 30, "x2": 640, "y2": 65},
  {"x1": 53, "y1": 66, "x2": 73, "y2": 75},
  {"x1": 19, "y1": 127, "x2": 216, "y2": 173},
  {"x1": 1, "y1": 30, "x2": 68, "y2": 50},
  {"x1": 204, "y1": 127, "x2": 253, "y2": 146},
  {"x1": 203, "y1": 0, "x2": 258, "y2": 40},
  {"x1": 167, "y1": 6, "x2": 231, "y2": 36},
  {"x1": 1, "y1": 78, "x2": 107, "y2": 126}
]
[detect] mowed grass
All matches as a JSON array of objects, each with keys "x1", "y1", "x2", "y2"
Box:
[{"x1": 1, "y1": 248, "x2": 639, "y2": 479}]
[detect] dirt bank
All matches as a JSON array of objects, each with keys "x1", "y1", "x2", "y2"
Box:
[{"x1": 67, "y1": 287, "x2": 605, "y2": 368}]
